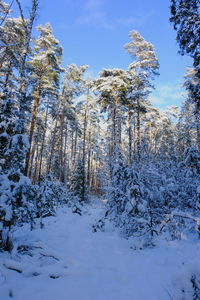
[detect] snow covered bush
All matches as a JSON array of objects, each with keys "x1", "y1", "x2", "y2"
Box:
[
  {"x1": 101, "y1": 153, "x2": 200, "y2": 244},
  {"x1": 69, "y1": 157, "x2": 88, "y2": 203},
  {"x1": 0, "y1": 96, "x2": 38, "y2": 250},
  {"x1": 37, "y1": 176, "x2": 56, "y2": 228},
  {"x1": 37, "y1": 175, "x2": 70, "y2": 227},
  {"x1": 191, "y1": 273, "x2": 200, "y2": 299},
  {"x1": 0, "y1": 172, "x2": 37, "y2": 251},
  {"x1": 102, "y1": 160, "x2": 150, "y2": 240}
]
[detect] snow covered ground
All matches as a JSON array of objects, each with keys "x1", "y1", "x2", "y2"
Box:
[{"x1": 0, "y1": 201, "x2": 200, "y2": 300}]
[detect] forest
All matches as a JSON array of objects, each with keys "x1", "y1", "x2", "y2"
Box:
[{"x1": 0, "y1": 0, "x2": 200, "y2": 299}]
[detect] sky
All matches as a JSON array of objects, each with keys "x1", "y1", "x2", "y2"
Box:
[{"x1": 13, "y1": 0, "x2": 192, "y2": 109}]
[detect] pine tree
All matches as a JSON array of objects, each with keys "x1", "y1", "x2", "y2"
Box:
[
  {"x1": 124, "y1": 30, "x2": 159, "y2": 160},
  {"x1": 184, "y1": 67, "x2": 200, "y2": 152},
  {"x1": 0, "y1": 16, "x2": 29, "y2": 101},
  {"x1": 0, "y1": 0, "x2": 38, "y2": 251},
  {"x1": 37, "y1": 175, "x2": 56, "y2": 228},
  {"x1": 70, "y1": 156, "x2": 86, "y2": 203},
  {"x1": 170, "y1": 0, "x2": 200, "y2": 67},
  {"x1": 95, "y1": 68, "x2": 128, "y2": 164},
  {"x1": 25, "y1": 23, "x2": 63, "y2": 177},
  {"x1": 0, "y1": 91, "x2": 36, "y2": 251},
  {"x1": 177, "y1": 99, "x2": 196, "y2": 156},
  {"x1": 48, "y1": 64, "x2": 87, "y2": 183},
  {"x1": 170, "y1": 0, "x2": 200, "y2": 151}
]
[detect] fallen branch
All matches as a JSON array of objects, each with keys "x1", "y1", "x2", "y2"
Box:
[
  {"x1": 159, "y1": 211, "x2": 200, "y2": 234},
  {"x1": 2, "y1": 259, "x2": 68, "y2": 279},
  {"x1": 39, "y1": 252, "x2": 60, "y2": 261},
  {"x1": 3, "y1": 260, "x2": 23, "y2": 273}
]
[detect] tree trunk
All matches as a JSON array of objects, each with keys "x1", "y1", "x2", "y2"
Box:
[
  {"x1": 59, "y1": 114, "x2": 64, "y2": 181},
  {"x1": 136, "y1": 98, "x2": 141, "y2": 160},
  {"x1": 71, "y1": 130, "x2": 74, "y2": 162},
  {"x1": 62, "y1": 127, "x2": 68, "y2": 183},
  {"x1": 87, "y1": 131, "x2": 91, "y2": 188},
  {"x1": 112, "y1": 94, "x2": 121, "y2": 159},
  {"x1": 28, "y1": 142, "x2": 36, "y2": 178},
  {"x1": 113, "y1": 106, "x2": 116, "y2": 151},
  {"x1": 38, "y1": 102, "x2": 49, "y2": 182},
  {"x1": 32, "y1": 140, "x2": 39, "y2": 184},
  {"x1": 81, "y1": 88, "x2": 89, "y2": 202},
  {"x1": 47, "y1": 120, "x2": 58, "y2": 174},
  {"x1": 73, "y1": 127, "x2": 78, "y2": 164},
  {"x1": 3, "y1": 61, "x2": 12, "y2": 89},
  {"x1": 195, "y1": 102, "x2": 200, "y2": 153},
  {"x1": 148, "y1": 123, "x2": 152, "y2": 153},
  {"x1": 25, "y1": 82, "x2": 41, "y2": 176},
  {"x1": 128, "y1": 106, "x2": 133, "y2": 165},
  {"x1": 16, "y1": 0, "x2": 38, "y2": 132}
]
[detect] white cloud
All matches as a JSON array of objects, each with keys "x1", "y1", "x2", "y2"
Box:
[
  {"x1": 116, "y1": 17, "x2": 140, "y2": 26},
  {"x1": 75, "y1": 0, "x2": 155, "y2": 30},
  {"x1": 149, "y1": 82, "x2": 187, "y2": 108},
  {"x1": 76, "y1": 12, "x2": 114, "y2": 29},
  {"x1": 116, "y1": 10, "x2": 156, "y2": 27},
  {"x1": 84, "y1": 0, "x2": 105, "y2": 11},
  {"x1": 75, "y1": 0, "x2": 114, "y2": 29}
]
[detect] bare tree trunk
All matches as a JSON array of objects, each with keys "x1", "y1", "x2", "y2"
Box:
[
  {"x1": 90, "y1": 158, "x2": 94, "y2": 191},
  {"x1": 73, "y1": 127, "x2": 78, "y2": 164},
  {"x1": 62, "y1": 126, "x2": 68, "y2": 183},
  {"x1": 128, "y1": 106, "x2": 133, "y2": 165},
  {"x1": 149, "y1": 123, "x2": 152, "y2": 151},
  {"x1": 59, "y1": 114, "x2": 64, "y2": 181},
  {"x1": 47, "y1": 120, "x2": 58, "y2": 173},
  {"x1": 113, "y1": 94, "x2": 121, "y2": 158},
  {"x1": 81, "y1": 88, "x2": 89, "y2": 202},
  {"x1": 112, "y1": 106, "x2": 116, "y2": 151},
  {"x1": 133, "y1": 115, "x2": 136, "y2": 157},
  {"x1": 38, "y1": 102, "x2": 49, "y2": 182},
  {"x1": 136, "y1": 98, "x2": 141, "y2": 160},
  {"x1": 29, "y1": 142, "x2": 36, "y2": 178},
  {"x1": 71, "y1": 130, "x2": 74, "y2": 160},
  {"x1": 195, "y1": 102, "x2": 200, "y2": 153},
  {"x1": 32, "y1": 140, "x2": 39, "y2": 184},
  {"x1": 87, "y1": 131, "x2": 91, "y2": 188},
  {"x1": 25, "y1": 82, "x2": 41, "y2": 176}
]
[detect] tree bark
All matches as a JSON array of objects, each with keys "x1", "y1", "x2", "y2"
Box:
[
  {"x1": 195, "y1": 102, "x2": 200, "y2": 153},
  {"x1": 25, "y1": 82, "x2": 41, "y2": 176},
  {"x1": 47, "y1": 120, "x2": 58, "y2": 174},
  {"x1": 128, "y1": 106, "x2": 133, "y2": 165},
  {"x1": 136, "y1": 98, "x2": 141, "y2": 160},
  {"x1": 38, "y1": 102, "x2": 49, "y2": 182},
  {"x1": 87, "y1": 130, "x2": 91, "y2": 188},
  {"x1": 81, "y1": 88, "x2": 89, "y2": 202}
]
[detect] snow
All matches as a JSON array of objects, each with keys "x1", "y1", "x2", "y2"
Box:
[
  {"x1": 5, "y1": 206, "x2": 12, "y2": 221},
  {"x1": 197, "y1": 185, "x2": 200, "y2": 195},
  {"x1": 0, "y1": 202, "x2": 200, "y2": 300}
]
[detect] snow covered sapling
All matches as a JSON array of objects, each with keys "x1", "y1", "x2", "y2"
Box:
[
  {"x1": 104, "y1": 157, "x2": 150, "y2": 238},
  {"x1": 37, "y1": 175, "x2": 57, "y2": 228},
  {"x1": 70, "y1": 157, "x2": 88, "y2": 203},
  {"x1": 106, "y1": 154, "x2": 128, "y2": 217},
  {"x1": 184, "y1": 147, "x2": 200, "y2": 174}
]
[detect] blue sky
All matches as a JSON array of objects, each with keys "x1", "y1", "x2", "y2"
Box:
[{"x1": 15, "y1": 0, "x2": 192, "y2": 109}]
